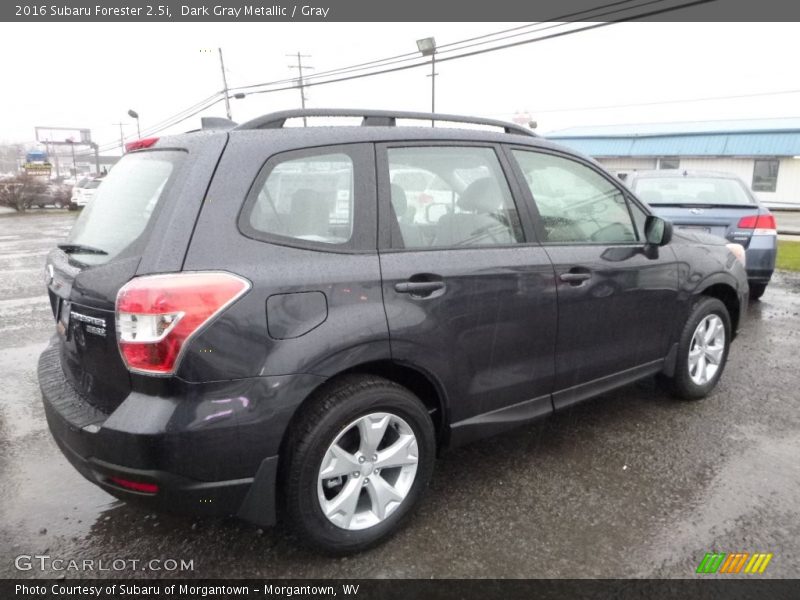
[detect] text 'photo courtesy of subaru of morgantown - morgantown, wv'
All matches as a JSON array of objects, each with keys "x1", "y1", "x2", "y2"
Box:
[{"x1": 39, "y1": 109, "x2": 749, "y2": 553}]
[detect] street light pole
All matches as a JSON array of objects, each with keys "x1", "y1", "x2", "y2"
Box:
[{"x1": 416, "y1": 37, "x2": 438, "y2": 127}]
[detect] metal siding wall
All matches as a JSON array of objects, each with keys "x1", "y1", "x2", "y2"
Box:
[
  {"x1": 772, "y1": 158, "x2": 800, "y2": 205},
  {"x1": 597, "y1": 158, "x2": 657, "y2": 170}
]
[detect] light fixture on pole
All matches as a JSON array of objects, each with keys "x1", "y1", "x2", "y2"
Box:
[
  {"x1": 416, "y1": 37, "x2": 437, "y2": 126},
  {"x1": 127, "y1": 110, "x2": 141, "y2": 139}
]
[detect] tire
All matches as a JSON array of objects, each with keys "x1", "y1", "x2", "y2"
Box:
[
  {"x1": 281, "y1": 374, "x2": 436, "y2": 554},
  {"x1": 666, "y1": 297, "x2": 731, "y2": 400},
  {"x1": 749, "y1": 283, "x2": 767, "y2": 301}
]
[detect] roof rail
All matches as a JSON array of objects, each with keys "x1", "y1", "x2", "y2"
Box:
[{"x1": 234, "y1": 109, "x2": 537, "y2": 137}]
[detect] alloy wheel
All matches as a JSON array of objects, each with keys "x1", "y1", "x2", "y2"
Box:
[
  {"x1": 317, "y1": 412, "x2": 419, "y2": 531},
  {"x1": 688, "y1": 314, "x2": 725, "y2": 386}
]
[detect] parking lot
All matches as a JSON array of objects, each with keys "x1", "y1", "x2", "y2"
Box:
[{"x1": 1, "y1": 209, "x2": 799, "y2": 579}]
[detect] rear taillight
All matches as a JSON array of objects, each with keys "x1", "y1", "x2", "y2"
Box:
[
  {"x1": 116, "y1": 272, "x2": 250, "y2": 375},
  {"x1": 738, "y1": 213, "x2": 777, "y2": 235},
  {"x1": 125, "y1": 137, "x2": 159, "y2": 152}
]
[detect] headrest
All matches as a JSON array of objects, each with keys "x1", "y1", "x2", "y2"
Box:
[{"x1": 458, "y1": 177, "x2": 503, "y2": 213}]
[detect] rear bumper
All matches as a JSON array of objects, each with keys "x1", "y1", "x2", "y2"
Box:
[
  {"x1": 38, "y1": 338, "x2": 323, "y2": 525},
  {"x1": 745, "y1": 235, "x2": 777, "y2": 283}
]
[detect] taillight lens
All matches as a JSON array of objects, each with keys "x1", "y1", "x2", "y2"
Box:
[
  {"x1": 125, "y1": 137, "x2": 159, "y2": 152},
  {"x1": 738, "y1": 213, "x2": 776, "y2": 234},
  {"x1": 116, "y1": 272, "x2": 250, "y2": 375}
]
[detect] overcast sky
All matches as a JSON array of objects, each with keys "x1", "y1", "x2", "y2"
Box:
[{"x1": 1, "y1": 22, "x2": 798, "y2": 152}]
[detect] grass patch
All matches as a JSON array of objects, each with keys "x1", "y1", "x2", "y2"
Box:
[{"x1": 777, "y1": 240, "x2": 800, "y2": 272}]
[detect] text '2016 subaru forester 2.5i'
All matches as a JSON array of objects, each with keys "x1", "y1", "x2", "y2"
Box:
[{"x1": 39, "y1": 109, "x2": 748, "y2": 553}]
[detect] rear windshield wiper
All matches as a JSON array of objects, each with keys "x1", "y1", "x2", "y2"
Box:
[{"x1": 57, "y1": 243, "x2": 108, "y2": 255}]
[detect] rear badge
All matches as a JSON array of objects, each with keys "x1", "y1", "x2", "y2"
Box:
[
  {"x1": 71, "y1": 311, "x2": 108, "y2": 338},
  {"x1": 690, "y1": 208, "x2": 704, "y2": 215}
]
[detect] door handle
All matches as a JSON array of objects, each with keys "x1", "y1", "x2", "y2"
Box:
[
  {"x1": 394, "y1": 281, "x2": 446, "y2": 295},
  {"x1": 559, "y1": 271, "x2": 592, "y2": 285}
]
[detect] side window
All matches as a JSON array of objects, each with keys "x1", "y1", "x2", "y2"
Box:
[
  {"x1": 387, "y1": 146, "x2": 524, "y2": 249},
  {"x1": 512, "y1": 150, "x2": 639, "y2": 244},
  {"x1": 752, "y1": 159, "x2": 779, "y2": 192},
  {"x1": 247, "y1": 152, "x2": 354, "y2": 245}
]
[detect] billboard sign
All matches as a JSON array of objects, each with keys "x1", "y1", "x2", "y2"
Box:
[{"x1": 35, "y1": 127, "x2": 92, "y2": 145}]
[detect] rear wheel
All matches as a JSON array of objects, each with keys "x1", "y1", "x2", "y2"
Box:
[
  {"x1": 749, "y1": 283, "x2": 767, "y2": 301},
  {"x1": 666, "y1": 297, "x2": 731, "y2": 400},
  {"x1": 282, "y1": 375, "x2": 435, "y2": 554}
]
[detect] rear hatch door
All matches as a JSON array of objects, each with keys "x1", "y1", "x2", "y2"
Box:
[{"x1": 45, "y1": 134, "x2": 227, "y2": 414}]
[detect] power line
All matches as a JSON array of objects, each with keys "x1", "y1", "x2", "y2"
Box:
[
  {"x1": 239, "y1": 0, "x2": 714, "y2": 100},
  {"x1": 83, "y1": 0, "x2": 711, "y2": 153},
  {"x1": 230, "y1": 0, "x2": 651, "y2": 93},
  {"x1": 529, "y1": 88, "x2": 800, "y2": 114}
]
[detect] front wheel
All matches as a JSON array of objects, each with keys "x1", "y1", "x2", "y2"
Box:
[
  {"x1": 281, "y1": 375, "x2": 436, "y2": 554},
  {"x1": 666, "y1": 297, "x2": 731, "y2": 400}
]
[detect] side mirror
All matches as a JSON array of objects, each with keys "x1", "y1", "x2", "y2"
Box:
[{"x1": 644, "y1": 215, "x2": 672, "y2": 246}]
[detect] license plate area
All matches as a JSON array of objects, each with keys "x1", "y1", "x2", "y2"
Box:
[{"x1": 679, "y1": 225, "x2": 711, "y2": 233}]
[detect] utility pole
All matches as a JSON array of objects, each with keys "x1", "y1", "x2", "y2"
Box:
[
  {"x1": 113, "y1": 122, "x2": 126, "y2": 155},
  {"x1": 218, "y1": 48, "x2": 232, "y2": 120},
  {"x1": 287, "y1": 52, "x2": 313, "y2": 126}
]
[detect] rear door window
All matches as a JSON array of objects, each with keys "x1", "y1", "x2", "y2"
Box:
[
  {"x1": 66, "y1": 150, "x2": 184, "y2": 265},
  {"x1": 386, "y1": 146, "x2": 525, "y2": 249}
]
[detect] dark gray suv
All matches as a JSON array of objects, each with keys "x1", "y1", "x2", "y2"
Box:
[{"x1": 39, "y1": 109, "x2": 748, "y2": 553}]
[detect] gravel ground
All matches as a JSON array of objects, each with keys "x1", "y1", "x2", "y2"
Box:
[{"x1": 1, "y1": 209, "x2": 798, "y2": 579}]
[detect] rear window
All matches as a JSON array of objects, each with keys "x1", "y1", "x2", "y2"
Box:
[
  {"x1": 633, "y1": 176, "x2": 754, "y2": 206},
  {"x1": 66, "y1": 151, "x2": 184, "y2": 265},
  {"x1": 85, "y1": 179, "x2": 102, "y2": 189}
]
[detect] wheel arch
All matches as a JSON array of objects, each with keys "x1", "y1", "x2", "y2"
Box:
[
  {"x1": 278, "y1": 359, "x2": 450, "y2": 464},
  {"x1": 697, "y1": 281, "x2": 741, "y2": 337}
]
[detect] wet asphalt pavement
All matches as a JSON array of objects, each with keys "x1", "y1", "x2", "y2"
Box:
[{"x1": 1, "y1": 209, "x2": 799, "y2": 579}]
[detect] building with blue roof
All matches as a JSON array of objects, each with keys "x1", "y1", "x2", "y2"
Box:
[{"x1": 546, "y1": 118, "x2": 800, "y2": 206}]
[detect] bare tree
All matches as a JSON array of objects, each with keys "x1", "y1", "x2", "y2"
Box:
[{"x1": 0, "y1": 175, "x2": 48, "y2": 212}]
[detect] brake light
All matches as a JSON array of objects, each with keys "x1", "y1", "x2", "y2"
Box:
[
  {"x1": 125, "y1": 137, "x2": 159, "y2": 152},
  {"x1": 107, "y1": 475, "x2": 159, "y2": 494},
  {"x1": 116, "y1": 272, "x2": 251, "y2": 375},
  {"x1": 738, "y1": 213, "x2": 776, "y2": 234}
]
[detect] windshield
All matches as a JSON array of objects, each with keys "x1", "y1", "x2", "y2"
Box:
[
  {"x1": 66, "y1": 151, "x2": 184, "y2": 265},
  {"x1": 85, "y1": 179, "x2": 102, "y2": 189},
  {"x1": 633, "y1": 176, "x2": 754, "y2": 206}
]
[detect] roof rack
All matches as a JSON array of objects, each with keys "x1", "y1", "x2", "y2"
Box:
[{"x1": 234, "y1": 109, "x2": 537, "y2": 137}]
